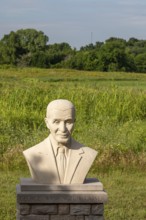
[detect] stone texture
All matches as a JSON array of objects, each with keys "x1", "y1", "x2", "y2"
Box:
[
  {"x1": 75, "y1": 216, "x2": 85, "y2": 220},
  {"x1": 16, "y1": 180, "x2": 107, "y2": 220},
  {"x1": 19, "y1": 204, "x2": 30, "y2": 215},
  {"x1": 17, "y1": 185, "x2": 108, "y2": 204},
  {"x1": 19, "y1": 215, "x2": 49, "y2": 220},
  {"x1": 91, "y1": 204, "x2": 104, "y2": 215},
  {"x1": 20, "y1": 178, "x2": 103, "y2": 192},
  {"x1": 51, "y1": 215, "x2": 75, "y2": 220},
  {"x1": 85, "y1": 216, "x2": 104, "y2": 220},
  {"x1": 58, "y1": 204, "x2": 69, "y2": 214},
  {"x1": 70, "y1": 205, "x2": 91, "y2": 215},
  {"x1": 31, "y1": 205, "x2": 57, "y2": 215}
]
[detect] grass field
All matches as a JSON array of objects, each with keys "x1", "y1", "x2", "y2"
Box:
[{"x1": 0, "y1": 67, "x2": 146, "y2": 219}]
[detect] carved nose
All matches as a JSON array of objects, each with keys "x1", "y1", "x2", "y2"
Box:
[{"x1": 59, "y1": 122, "x2": 66, "y2": 132}]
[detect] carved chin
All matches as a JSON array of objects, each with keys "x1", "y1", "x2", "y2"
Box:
[{"x1": 56, "y1": 136, "x2": 70, "y2": 144}]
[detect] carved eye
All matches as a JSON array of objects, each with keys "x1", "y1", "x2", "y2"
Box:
[
  {"x1": 66, "y1": 119, "x2": 73, "y2": 124},
  {"x1": 53, "y1": 120, "x2": 60, "y2": 124}
]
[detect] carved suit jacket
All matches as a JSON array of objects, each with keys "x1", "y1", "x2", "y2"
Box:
[{"x1": 23, "y1": 135, "x2": 97, "y2": 184}]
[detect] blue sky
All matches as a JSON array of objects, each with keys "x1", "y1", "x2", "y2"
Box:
[{"x1": 0, "y1": 0, "x2": 146, "y2": 49}]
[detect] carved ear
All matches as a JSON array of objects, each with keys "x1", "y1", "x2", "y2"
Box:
[{"x1": 44, "y1": 118, "x2": 50, "y2": 130}]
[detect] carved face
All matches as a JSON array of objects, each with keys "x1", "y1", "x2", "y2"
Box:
[{"x1": 45, "y1": 108, "x2": 75, "y2": 145}]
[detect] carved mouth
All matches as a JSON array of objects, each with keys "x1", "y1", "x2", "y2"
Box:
[{"x1": 58, "y1": 134, "x2": 69, "y2": 138}]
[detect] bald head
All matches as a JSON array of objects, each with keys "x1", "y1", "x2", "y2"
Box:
[
  {"x1": 45, "y1": 99, "x2": 75, "y2": 145},
  {"x1": 46, "y1": 99, "x2": 75, "y2": 118}
]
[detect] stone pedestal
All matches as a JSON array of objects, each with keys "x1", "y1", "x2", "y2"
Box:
[{"x1": 16, "y1": 178, "x2": 108, "y2": 220}]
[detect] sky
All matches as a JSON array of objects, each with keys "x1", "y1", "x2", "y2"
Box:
[{"x1": 0, "y1": 0, "x2": 146, "y2": 49}]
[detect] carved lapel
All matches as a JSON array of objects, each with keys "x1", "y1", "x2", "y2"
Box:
[
  {"x1": 64, "y1": 139, "x2": 84, "y2": 184},
  {"x1": 36, "y1": 137, "x2": 60, "y2": 183}
]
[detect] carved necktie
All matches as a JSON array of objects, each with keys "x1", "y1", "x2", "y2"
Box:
[{"x1": 57, "y1": 147, "x2": 66, "y2": 183}]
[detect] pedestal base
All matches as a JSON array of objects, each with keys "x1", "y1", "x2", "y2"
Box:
[{"x1": 16, "y1": 178, "x2": 108, "y2": 220}]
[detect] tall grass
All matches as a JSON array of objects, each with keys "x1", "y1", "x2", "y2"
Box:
[{"x1": 0, "y1": 68, "x2": 146, "y2": 170}]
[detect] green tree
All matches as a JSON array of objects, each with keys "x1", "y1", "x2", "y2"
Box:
[
  {"x1": 127, "y1": 37, "x2": 139, "y2": 46},
  {"x1": 0, "y1": 31, "x2": 19, "y2": 64},
  {"x1": 46, "y1": 43, "x2": 73, "y2": 67},
  {"x1": 127, "y1": 39, "x2": 146, "y2": 56},
  {"x1": 97, "y1": 37, "x2": 135, "y2": 72},
  {"x1": 80, "y1": 43, "x2": 95, "y2": 51},
  {"x1": 135, "y1": 53, "x2": 146, "y2": 73},
  {"x1": 30, "y1": 51, "x2": 50, "y2": 68},
  {"x1": 0, "y1": 29, "x2": 49, "y2": 66}
]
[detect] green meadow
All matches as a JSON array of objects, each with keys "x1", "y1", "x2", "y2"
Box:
[{"x1": 0, "y1": 67, "x2": 146, "y2": 219}]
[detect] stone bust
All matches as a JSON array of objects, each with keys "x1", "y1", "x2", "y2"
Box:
[{"x1": 23, "y1": 99, "x2": 97, "y2": 184}]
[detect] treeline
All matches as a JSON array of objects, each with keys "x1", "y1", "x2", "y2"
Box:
[{"x1": 0, "y1": 28, "x2": 146, "y2": 73}]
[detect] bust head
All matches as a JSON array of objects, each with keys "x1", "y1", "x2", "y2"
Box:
[{"x1": 45, "y1": 99, "x2": 75, "y2": 146}]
